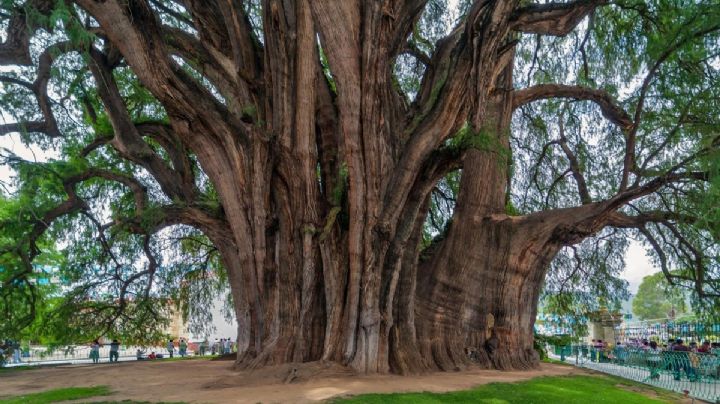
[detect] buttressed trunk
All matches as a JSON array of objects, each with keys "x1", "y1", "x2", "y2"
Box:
[{"x1": 72, "y1": 0, "x2": 607, "y2": 374}]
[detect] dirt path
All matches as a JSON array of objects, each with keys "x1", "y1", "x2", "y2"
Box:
[{"x1": 0, "y1": 360, "x2": 588, "y2": 403}]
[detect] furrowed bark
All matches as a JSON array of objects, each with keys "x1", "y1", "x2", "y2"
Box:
[{"x1": 21, "y1": 0, "x2": 635, "y2": 375}]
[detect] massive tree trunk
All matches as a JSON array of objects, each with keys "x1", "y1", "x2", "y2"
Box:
[{"x1": 18, "y1": 0, "x2": 612, "y2": 374}]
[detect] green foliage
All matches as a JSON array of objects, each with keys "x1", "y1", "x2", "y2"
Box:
[
  {"x1": 445, "y1": 124, "x2": 511, "y2": 176},
  {"x1": 422, "y1": 170, "x2": 460, "y2": 247},
  {"x1": 534, "y1": 333, "x2": 579, "y2": 348},
  {"x1": 533, "y1": 336, "x2": 547, "y2": 360},
  {"x1": 331, "y1": 162, "x2": 349, "y2": 207},
  {"x1": 511, "y1": 0, "x2": 720, "y2": 305},
  {"x1": 632, "y1": 272, "x2": 688, "y2": 321},
  {"x1": 318, "y1": 45, "x2": 337, "y2": 94}
]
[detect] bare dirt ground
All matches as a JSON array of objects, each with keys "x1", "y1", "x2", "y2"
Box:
[{"x1": 0, "y1": 359, "x2": 588, "y2": 403}]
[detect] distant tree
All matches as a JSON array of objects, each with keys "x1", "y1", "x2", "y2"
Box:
[{"x1": 632, "y1": 272, "x2": 687, "y2": 321}]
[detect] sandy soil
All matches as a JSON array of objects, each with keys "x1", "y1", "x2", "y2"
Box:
[{"x1": 0, "y1": 359, "x2": 589, "y2": 403}]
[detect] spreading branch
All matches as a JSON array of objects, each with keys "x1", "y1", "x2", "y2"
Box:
[
  {"x1": 511, "y1": 0, "x2": 607, "y2": 36},
  {"x1": 513, "y1": 84, "x2": 633, "y2": 129}
]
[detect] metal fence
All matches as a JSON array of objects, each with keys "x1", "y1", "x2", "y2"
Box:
[
  {"x1": 550, "y1": 344, "x2": 720, "y2": 403},
  {"x1": 2, "y1": 344, "x2": 196, "y2": 366},
  {"x1": 616, "y1": 321, "x2": 720, "y2": 345}
]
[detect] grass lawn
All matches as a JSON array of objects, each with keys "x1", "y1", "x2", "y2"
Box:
[
  {"x1": 540, "y1": 357, "x2": 570, "y2": 365},
  {"x1": 161, "y1": 355, "x2": 212, "y2": 362},
  {"x1": 0, "y1": 365, "x2": 37, "y2": 374},
  {"x1": 0, "y1": 386, "x2": 110, "y2": 404},
  {"x1": 336, "y1": 374, "x2": 683, "y2": 403}
]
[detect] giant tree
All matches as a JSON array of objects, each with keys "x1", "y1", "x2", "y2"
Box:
[{"x1": 1, "y1": 0, "x2": 719, "y2": 374}]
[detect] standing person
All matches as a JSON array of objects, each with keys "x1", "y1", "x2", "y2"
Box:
[
  {"x1": 109, "y1": 339, "x2": 120, "y2": 362},
  {"x1": 224, "y1": 338, "x2": 231, "y2": 355},
  {"x1": 672, "y1": 339, "x2": 691, "y2": 381},
  {"x1": 647, "y1": 341, "x2": 662, "y2": 379},
  {"x1": 200, "y1": 338, "x2": 208, "y2": 356},
  {"x1": 179, "y1": 339, "x2": 187, "y2": 357},
  {"x1": 90, "y1": 339, "x2": 101, "y2": 364},
  {"x1": 167, "y1": 339, "x2": 174, "y2": 358},
  {"x1": 219, "y1": 338, "x2": 225, "y2": 354},
  {"x1": 211, "y1": 339, "x2": 218, "y2": 355},
  {"x1": 11, "y1": 340, "x2": 21, "y2": 364}
]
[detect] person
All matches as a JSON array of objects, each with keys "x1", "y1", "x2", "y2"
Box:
[
  {"x1": 211, "y1": 339, "x2": 218, "y2": 355},
  {"x1": 90, "y1": 339, "x2": 101, "y2": 364},
  {"x1": 179, "y1": 338, "x2": 187, "y2": 357},
  {"x1": 673, "y1": 339, "x2": 690, "y2": 352},
  {"x1": 224, "y1": 338, "x2": 231, "y2": 355},
  {"x1": 11, "y1": 340, "x2": 21, "y2": 364},
  {"x1": 199, "y1": 339, "x2": 208, "y2": 356},
  {"x1": 136, "y1": 349, "x2": 147, "y2": 360},
  {"x1": 148, "y1": 351, "x2": 157, "y2": 360},
  {"x1": 109, "y1": 339, "x2": 120, "y2": 362},
  {"x1": 167, "y1": 339, "x2": 175, "y2": 358},
  {"x1": 668, "y1": 338, "x2": 677, "y2": 351},
  {"x1": 647, "y1": 341, "x2": 662, "y2": 379},
  {"x1": 671, "y1": 339, "x2": 693, "y2": 381},
  {"x1": 689, "y1": 341, "x2": 698, "y2": 352},
  {"x1": 698, "y1": 340, "x2": 711, "y2": 353}
]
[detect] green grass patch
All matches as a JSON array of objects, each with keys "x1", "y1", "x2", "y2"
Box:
[
  {"x1": 0, "y1": 365, "x2": 37, "y2": 374},
  {"x1": 0, "y1": 385, "x2": 110, "y2": 404},
  {"x1": 335, "y1": 375, "x2": 682, "y2": 403},
  {"x1": 158, "y1": 355, "x2": 211, "y2": 362},
  {"x1": 541, "y1": 357, "x2": 571, "y2": 365}
]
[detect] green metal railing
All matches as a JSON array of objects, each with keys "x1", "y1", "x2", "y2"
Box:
[{"x1": 549, "y1": 345, "x2": 720, "y2": 402}]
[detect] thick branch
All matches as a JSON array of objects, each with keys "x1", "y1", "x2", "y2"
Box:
[
  {"x1": 511, "y1": 0, "x2": 607, "y2": 36},
  {"x1": 513, "y1": 84, "x2": 632, "y2": 129},
  {"x1": 557, "y1": 117, "x2": 591, "y2": 204},
  {"x1": 606, "y1": 211, "x2": 697, "y2": 228},
  {"x1": 88, "y1": 49, "x2": 197, "y2": 201}
]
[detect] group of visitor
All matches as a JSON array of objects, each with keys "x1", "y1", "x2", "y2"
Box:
[
  {"x1": 588, "y1": 337, "x2": 720, "y2": 381},
  {"x1": 637, "y1": 338, "x2": 720, "y2": 353},
  {"x1": 183, "y1": 337, "x2": 236, "y2": 356},
  {"x1": 201, "y1": 337, "x2": 234, "y2": 355},
  {"x1": 89, "y1": 339, "x2": 121, "y2": 363},
  {"x1": 2, "y1": 336, "x2": 237, "y2": 366},
  {"x1": 165, "y1": 338, "x2": 189, "y2": 358},
  {"x1": 83, "y1": 336, "x2": 237, "y2": 364},
  {"x1": 592, "y1": 338, "x2": 720, "y2": 354}
]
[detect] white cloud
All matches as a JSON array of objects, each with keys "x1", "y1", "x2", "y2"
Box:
[{"x1": 622, "y1": 239, "x2": 659, "y2": 294}]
